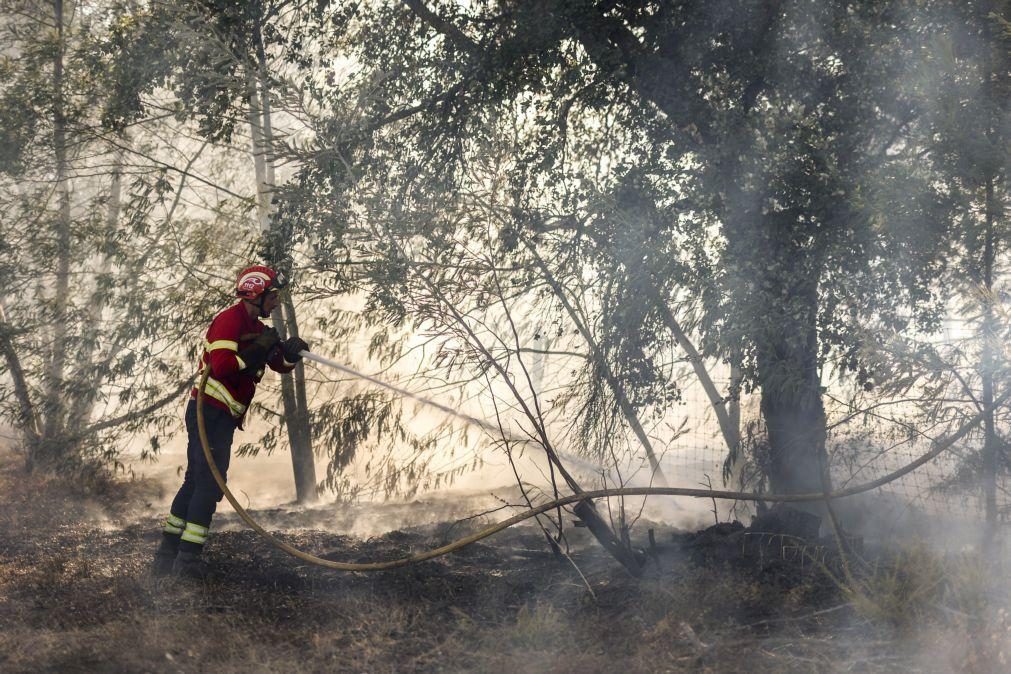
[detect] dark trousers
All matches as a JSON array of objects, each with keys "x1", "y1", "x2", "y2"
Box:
[{"x1": 169, "y1": 398, "x2": 237, "y2": 552}]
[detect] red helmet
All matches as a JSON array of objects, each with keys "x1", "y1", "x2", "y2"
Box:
[{"x1": 236, "y1": 265, "x2": 288, "y2": 299}]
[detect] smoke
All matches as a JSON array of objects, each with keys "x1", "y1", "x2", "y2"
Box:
[
  {"x1": 126, "y1": 413, "x2": 302, "y2": 511},
  {"x1": 126, "y1": 403, "x2": 726, "y2": 539}
]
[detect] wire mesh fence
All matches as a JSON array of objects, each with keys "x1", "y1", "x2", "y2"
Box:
[{"x1": 652, "y1": 372, "x2": 1010, "y2": 538}]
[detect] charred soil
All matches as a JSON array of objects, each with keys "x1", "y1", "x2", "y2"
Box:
[{"x1": 0, "y1": 455, "x2": 1005, "y2": 673}]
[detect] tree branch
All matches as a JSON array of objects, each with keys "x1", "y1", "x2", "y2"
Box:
[
  {"x1": 401, "y1": 0, "x2": 483, "y2": 57},
  {"x1": 84, "y1": 375, "x2": 195, "y2": 436},
  {"x1": 564, "y1": 0, "x2": 711, "y2": 145},
  {"x1": 521, "y1": 236, "x2": 670, "y2": 487},
  {"x1": 0, "y1": 303, "x2": 40, "y2": 442}
]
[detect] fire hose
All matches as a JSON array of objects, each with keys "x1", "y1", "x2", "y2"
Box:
[{"x1": 196, "y1": 353, "x2": 1008, "y2": 571}]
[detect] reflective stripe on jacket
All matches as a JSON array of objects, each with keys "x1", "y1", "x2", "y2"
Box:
[{"x1": 190, "y1": 302, "x2": 294, "y2": 424}]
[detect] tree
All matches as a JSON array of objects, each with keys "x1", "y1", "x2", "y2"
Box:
[
  {"x1": 922, "y1": 2, "x2": 1009, "y2": 538},
  {"x1": 0, "y1": 0, "x2": 231, "y2": 476},
  {"x1": 283, "y1": 0, "x2": 981, "y2": 503},
  {"x1": 143, "y1": 0, "x2": 321, "y2": 501}
]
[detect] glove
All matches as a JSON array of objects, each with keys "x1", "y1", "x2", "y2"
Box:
[
  {"x1": 282, "y1": 336, "x2": 309, "y2": 363},
  {"x1": 255, "y1": 327, "x2": 281, "y2": 350},
  {"x1": 237, "y1": 328, "x2": 280, "y2": 373}
]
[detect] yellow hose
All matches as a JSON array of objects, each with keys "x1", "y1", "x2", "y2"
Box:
[{"x1": 196, "y1": 368, "x2": 1003, "y2": 571}]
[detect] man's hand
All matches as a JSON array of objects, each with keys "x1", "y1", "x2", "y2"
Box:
[
  {"x1": 238, "y1": 328, "x2": 281, "y2": 373},
  {"x1": 283, "y1": 336, "x2": 309, "y2": 363}
]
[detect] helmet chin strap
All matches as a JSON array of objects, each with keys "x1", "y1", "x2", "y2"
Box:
[
  {"x1": 256, "y1": 293, "x2": 271, "y2": 318},
  {"x1": 241, "y1": 296, "x2": 272, "y2": 319}
]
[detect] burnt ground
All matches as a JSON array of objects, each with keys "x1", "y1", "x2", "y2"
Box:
[{"x1": 0, "y1": 454, "x2": 1007, "y2": 673}]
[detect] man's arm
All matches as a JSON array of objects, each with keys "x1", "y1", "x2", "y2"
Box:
[{"x1": 204, "y1": 312, "x2": 245, "y2": 379}]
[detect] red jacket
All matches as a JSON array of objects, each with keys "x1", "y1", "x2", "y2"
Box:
[{"x1": 191, "y1": 302, "x2": 295, "y2": 424}]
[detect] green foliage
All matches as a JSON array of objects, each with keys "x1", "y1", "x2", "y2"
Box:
[
  {"x1": 4, "y1": 0, "x2": 1004, "y2": 502},
  {"x1": 275, "y1": 0, "x2": 1008, "y2": 492},
  {"x1": 0, "y1": 1, "x2": 248, "y2": 476}
]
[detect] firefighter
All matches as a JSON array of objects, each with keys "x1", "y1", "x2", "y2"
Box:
[{"x1": 151, "y1": 265, "x2": 309, "y2": 578}]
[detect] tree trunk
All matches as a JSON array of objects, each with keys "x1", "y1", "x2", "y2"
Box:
[
  {"x1": 979, "y1": 15, "x2": 1002, "y2": 548},
  {"x1": 0, "y1": 302, "x2": 41, "y2": 469},
  {"x1": 981, "y1": 175, "x2": 998, "y2": 544},
  {"x1": 67, "y1": 142, "x2": 124, "y2": 429},
  {"x1": 39, "y1": 0, "x2": 71, "y2": 466},
  {"x1": 756, "y1": 282, "x2": 827, "y2": 495},
  {"x1": 246, "y1": 44, "x2": 317, "y2": 504},
  {"x1": 278, "y1": 294, "x2": 317, "y2": 503}
]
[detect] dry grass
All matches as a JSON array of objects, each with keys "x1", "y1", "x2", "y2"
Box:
[
  {"x1": 0, "y1": 452, "x2": 1008, "y2": 673},
  {"x1": 839, "y1": 541, "x2": 1011, "y2": 672}
]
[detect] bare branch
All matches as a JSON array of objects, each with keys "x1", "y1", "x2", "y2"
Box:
[
  {"x1": 0, "y1": 302, "x2": 40, "y2": 442},
  {"x1": 401, "y1": 0, "x2": 482, "y2": 57},
  {"x1": 84, "y1": 376, "x2": 196, "y2": 436}
]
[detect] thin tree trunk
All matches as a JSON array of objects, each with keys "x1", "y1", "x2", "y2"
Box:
[
  {"x1": 67, "y1": 143, "x2": 123, "y2": 428},
  {"x1": 255, "y1": 45, "x2": 317, "y2": 503},
  {"x1": 256, "y1": 37, "x2": 317, "y2": 505},
  {"x1": 40, "y1": 0, "x2": 71, "y2": 465},
  {"x1": 980, "y1": 16, "x2": 1002, "y2": 549},
  {"x1": 246, "y1": 45, "x2": 316, "y2": 503},
  {"x1": 523, "y1": 238, "x2": 669, "y2": 486},
  {"x1": 280, "y1": 294, "x2": 316, "y2": 499},
  {"x1": 645, "y1": 284, "x2": 740, "y2": 456},
  {"x1": 981, "y1": 175, "x2": 998, "y2": 543},
  {"x1": 0, "y1": 302, "x2": 41, "y2": 469}
]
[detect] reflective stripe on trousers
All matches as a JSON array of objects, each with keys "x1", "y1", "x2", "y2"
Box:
[
  {"x1": 163, "y1": 513, "x2": 185, "y2": 535},
  {"x1": 180, "y1": 521, "x2": 209, "y2": 545}
]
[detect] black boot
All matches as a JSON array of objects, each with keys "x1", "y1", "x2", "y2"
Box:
[
  {"x1": 151, "y1": 536, "x2": 180, "y2": 577},
  {"x1": 172, "y1": 549, "x2": 210, "y2": 580}
]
